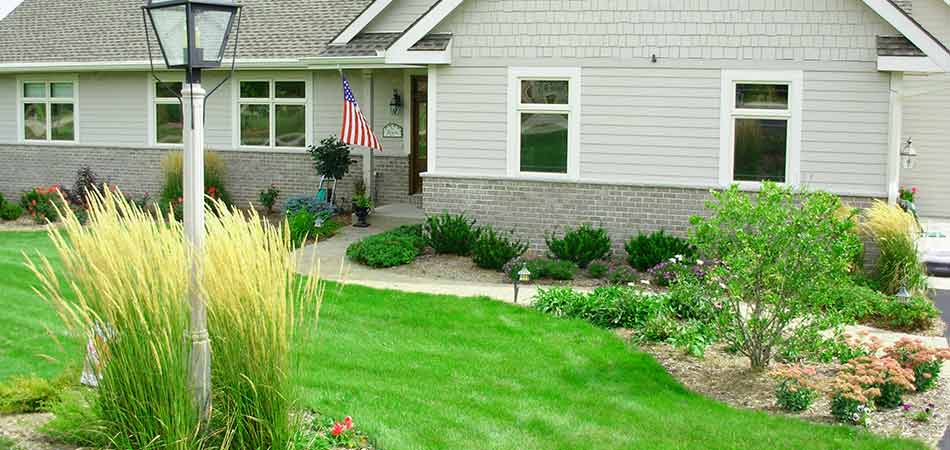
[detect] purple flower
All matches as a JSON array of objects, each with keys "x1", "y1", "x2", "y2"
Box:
[{"x1": 902, "y1": 403, "x2": 912, "y2": 412}]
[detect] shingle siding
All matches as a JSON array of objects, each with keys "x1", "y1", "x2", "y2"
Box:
[
  {"x1": 436, "y1": 0, "x2": 897, "y2": 62},
  {"x1": 366, "y1": 0, "x2": 439, "y2": 33}
]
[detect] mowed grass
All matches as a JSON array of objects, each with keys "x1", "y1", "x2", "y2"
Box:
[{"x1": 0, "y1": 231, "x2": 927, "y2": 449}]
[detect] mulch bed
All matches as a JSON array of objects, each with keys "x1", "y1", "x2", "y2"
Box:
[
  {"x1": 0, "y1": 413, "x2": 75, "y2": 450},
  {"x1": 630, "y1": 336, "x2": 950, "y2": 448}
]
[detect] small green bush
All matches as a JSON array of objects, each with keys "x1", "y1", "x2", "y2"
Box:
[
  {"x1": 472, "y1": 225, "x2": 528, "y2": 271},
  {"x1": 607, "y1": 267, "x2": 637, "y2": 285},
  {"x1": 0, "y1": 202, "x2": 23, "y2": 221},
  {"x1": 347, "y1": 230, "x2": 421, "y2": 268},
  {"x1": 625, "y1": 230, "x2": 693, "y2": 271},
  {"x1": 20, "y1": 186, "x2": 61, "y2": 223},
  {"x1": 533, "y1": 285, "x2": 669, "y2": 329},
  {"x1": 425, "y1": 212, "x2": 479, "y2": 255},
  {"x1": 546, "y1": 260, "x2": 577, "y2": 280},
  {"x1": 588, "y1": 261, "x2": 609, "y2": 278},
  {"x1": 287, "y1": 210, "x2": 317, "y2": 248},
  {"x1": 0, "y1": 367, "x2": 77, "y2": 414},
  {"x1": 545, "y1": 224, "x2": 611, "y2": 268},
  {"x1": 641, "y1": 313, "x2": 677, "y2": 341},
  {"x1": 875, "y1": 295, "x2": 939, "y2": 331},
  {"x1": 775, "y1": 380, "x2": 818, "y2": 412},
  {"x1": 831, "y1": 395, "x2": 869, "y2": 425},
  {"x1": 388, "y1": 224, "x2": 427, "y2": 252}
]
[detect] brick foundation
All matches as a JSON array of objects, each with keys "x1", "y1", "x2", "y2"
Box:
[
  {"x1": 0, "y1": 144, "x2": 370, "y2": 211},
  {"x1": 422, "y1": 175, "x2": 880, "y2": 258},
  {"x1": 373, "y1": 155, "x2": 411, "y2": 206}
]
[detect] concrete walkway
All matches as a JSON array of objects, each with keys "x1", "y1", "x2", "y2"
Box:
[{"x1": 295, "y1": 203, "x2": 542, "y2": 304}]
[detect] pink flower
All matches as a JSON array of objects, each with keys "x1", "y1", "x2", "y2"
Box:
[
  {"x1": 331, "y1": 422, "x2": 345, "y2": 437},
  {"x1": 343, "y1": 416, "x2": 353, "y2": 430},
  {"x1": 912, "y1": 187, "x2": 918, "y2": 193}
]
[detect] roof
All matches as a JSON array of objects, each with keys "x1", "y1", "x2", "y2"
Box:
[
  {"x1": 0, "y1": 0, "x2": 373, "y2": 64},
  {"x1": 409, "y1": 33, "x2": 452, "y2": 51},
  {"x1": 878, "y1": 35, "x2": 927, "y2": 56},
  {"x1": 317, "y1": 31, "x2": 451, "y2": 57}
]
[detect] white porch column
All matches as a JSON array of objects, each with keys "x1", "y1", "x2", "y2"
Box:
[
  {"x1": 182, "y1": 82, "x2": 211, "y2": 424},
  {"x1": 887, "y1": 71, "x2": 904, "y2": 204},
  {"x1": 363, "y1": 69, "x2": 376, "y2": 203}
]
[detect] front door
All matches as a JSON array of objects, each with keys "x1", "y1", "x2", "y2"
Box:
[{"x1": 410, "y1": 76, "x2": 428, "y2": 195}]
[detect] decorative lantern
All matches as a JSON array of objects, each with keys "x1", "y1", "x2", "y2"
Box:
[
  {"x1": 144, "y1": 0, "x2": 241, "y2": 81},
  {"x1": 513, "y1": 264, "x2": 531, "y2": 304},
  {"x1": 895, "y1": 285, "x2": 911, "y2": 301},
  {"x1": 389, "y1": 89, "x2": 403, "y2": 115},
  {"x1": 901, "y1": 138, "x2": 918, "y2": 170}
]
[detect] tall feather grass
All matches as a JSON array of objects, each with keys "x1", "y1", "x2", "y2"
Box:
[
  {"x1": 862, "y1": 200, "x2": 927, "y2": 295},
  {"x1": 27, "y1": 188, "x2": 322, "y2": 450}
]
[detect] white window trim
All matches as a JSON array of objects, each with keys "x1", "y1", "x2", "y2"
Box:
[
  {"x1": 231, "y1": 77, "x2": 313, "y2": 151},
  {"x1": 16, "y1": 75, "x2": 80, "y2": 144},
  {"x1": 146, "y1": 74, "x2": 185, "y2": 148},
  {"x1": 507, "y1": 67, "x2": 581, "y2": 180},
  {"x1": 719, "y1": 70, "x2": 802, "y2": 190}
]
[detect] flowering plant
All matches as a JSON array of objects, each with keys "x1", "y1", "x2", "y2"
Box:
[
  {"x1": 899, "y1": 186, "x2": 917, "y2": 203},
  {"x1": 327, "y1": 416, "x2": 359, "y2": 448},
  {"x1": 829, "y1": 355, "x2": 916, "y2": 417},
  {"x1": 647, "y1": 255, "x2": 709, "y2": 287},
  {"x1": 770, "y1": 364, "x2": 823, "y2": 411},
  {"x1": 884, "y1": 337, "x2": 950, "y2": 392},
  {"x1": 20, "y1": 185, "x2": 63, "y2": 223},
  {"x1": 902, "y1": 402, "x2": 937, "y2": 422}
]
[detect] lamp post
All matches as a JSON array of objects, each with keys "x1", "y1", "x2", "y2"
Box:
[
  {"x1": 513, "y1": 265, "x2": 531, "y2": 304},
  {"x1": 143, "y1": 0, "x2": 241, "y2": 426}
]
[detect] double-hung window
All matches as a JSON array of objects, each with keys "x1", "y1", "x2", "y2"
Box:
[
  {"x1": 720, "y1": 70, "x2": 802, "y2": 187},
  {"x1": 153, "y1": 81, "x2": 184, "y2": 145},
  {"x1": 237, "y1": 80, "x2": 309, "y2": 148},
  {"x1": 507, "y1": 67, "x2": 580, "y2": 178},
  {"x1": 20, "y1": 80, "x2": 77, "y2": 142}
]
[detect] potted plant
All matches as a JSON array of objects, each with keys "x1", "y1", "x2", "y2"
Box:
[
  {"x1": 352, "y1": 180, "x2": 373, "y2": 228},
  {"x1": 307, "y1": 136, "x2": 351, "y2": 203}
]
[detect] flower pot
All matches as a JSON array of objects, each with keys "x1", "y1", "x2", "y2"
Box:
[{"x1": 353, "y1": 205, "x2": 370, "y2": 228}]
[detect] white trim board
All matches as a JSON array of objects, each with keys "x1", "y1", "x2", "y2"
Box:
[
  {"x1": 386, "y1": 0, "x2": 462, "y2": 64},
  {"x1": 330, "y1": 0, "x2": 395, "y2": 45},
  {"x1": 878, "y1": 56, "x2": 943, "y2": 73}
]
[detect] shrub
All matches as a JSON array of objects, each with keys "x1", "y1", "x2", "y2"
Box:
[
  {"x1": 0, "y1": 202, "x2": 23, "y2": 221},
  {"x1": 533, "y1": 286, "x2": 670, "y2": 329},
  {"x1": 288, "y1": 209, "x2": 317, "y2": 248},
  {"x1": 159, "y1": 150, "x2": 231, "y2": 220},
  {"x1": 388, "y1": 224, "x2": 427, "y2": 252},
  {"x1": 770, "y1": 364, "x2": 821, "y2": 412},
  {"x1": 20, "y1": 185, "x2": 62, "y2": 223},
  {"x1": 669, "y1": 320, "x2": 716, "y2": 357},
  {"x1": 425, "y1": 212, "x2": 479, "y2": 255},
  {"x1": 862, "y1": 201, "x2": 927, "y2": 295},
  {"x1": 641, "y1": 312, "x2": 678, "y2": 341},
  {"x1": 625, "y1": 230, "x2": 693, "y2": 271},
  {"x1": 647, "y1": 256, "x2": 709, "y2": 287},
  {"x1": 259, "y1": 183, "x2": 280, "y2": 214},
  {"x1": 0, "y1": 375, "x2": 58, "y2": 414},
  {"x1": 885, "y1": 338, "x2": 950, "y2": 392},
  {"x1": 830, "y1": 395, "x2": 872, "y2": 426},
  {"x1": 666, "y1": 275, "x2": 715, "y2": 322},
  {"x1": 65, "y1": 166, "x2": 107, "y2": 207},
  {"x1": 814, "y1": 283, "x2": 938, "y2": 332},
  {"x1": 545, "y1": 259, "x2": 577, "y2": 280},
  {"x1": 689, "y1": 183, "x2": 864, "y2": 369},
  {"x1": 607, "y1": 266, "x2": 637, "y2": 285},
  {"x1": 28, "y1": 190, "x2": 322, "y2": 450},
  {"x1": 347, "y1": 230, "x2": 421, "y2": 268},
  {"x1": 545, "y1": 224, "x2": 611, "y2": 268},
  {"x1": 471, "y1": 225, "x2": 528, "y2": 271},
  {"x1": 307, "y1": 136, "x2": 352, "y2": 180},
  {"x1": 285, "y1": 195, "x2": 334, "y2": 217},
  {"x1": 875, "y1": 295, "x2": 939, "y2": 331},
  {"x1": 588, "y1": 261, "x2": 609, "y2": 278}
]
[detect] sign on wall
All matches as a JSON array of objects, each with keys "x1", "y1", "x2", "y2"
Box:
[{"x1": 382, "y1": 122, "x2": 404, "y2": 138}]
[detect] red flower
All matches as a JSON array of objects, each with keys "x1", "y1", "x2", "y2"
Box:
[
  {"x1": 343, "y1": 416, "x2": 353, "y2": 430},
  {"x1": 207, "y1": 186, "x2": 217, "y2": 194},
  {"x1": 912, "y1": 187, "x2": 918, "y2": 193},
  {"x1": 31, "y1": 199, "x2": 37, "y2": 206},
  {"x1": 330, "y1": 422, "x2": 345, "y2": 437}
]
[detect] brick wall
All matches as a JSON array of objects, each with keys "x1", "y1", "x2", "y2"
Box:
[
  {"x1": 0, "y1": 144, "x2": 366, "y2": 211},
  {"x1": 373, "y1": 155, "x2": 411, "y2": 206},
  {"x1": 423, "y1": 176, "x2": 881, "y2": 261}
]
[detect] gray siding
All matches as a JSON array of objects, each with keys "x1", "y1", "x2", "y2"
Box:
[
  {"x1": 366, "y1": 0, "x2": 436, "y2": 33},
  {"x1": 901, "y1": 0, "x2": 950, "y2": 217},
  {"x1": 429, "y1": 0, "x2": 896, "y2": 196},
  {"x1": 0, "y1": 75, "x2": 14, "y2": 141},
  {"x1": 78, "y1": 72, "x2": 148, "y2": 147}
]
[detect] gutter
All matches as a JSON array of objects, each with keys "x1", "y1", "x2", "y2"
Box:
[{"x1": 0, "y1": 58, "x2": 309, "y2": 73}]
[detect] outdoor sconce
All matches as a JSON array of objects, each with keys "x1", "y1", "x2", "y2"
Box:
[
  {"x1": 901, "y1": 138, "x2": 918, "y2": 170},
  {"x1": 513, "y1": 265, "x2": 531, "y2": 304},
  {"x1": 896, "y1": 285, "x2": 911, "y2": 301},
  {"x1": 390, "y1": 89, "x2": 403, "y2": 115}
]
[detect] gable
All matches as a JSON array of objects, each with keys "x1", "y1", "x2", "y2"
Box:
[{"x1": 365, "y1": 0, "x2": 439, "y2": 33}]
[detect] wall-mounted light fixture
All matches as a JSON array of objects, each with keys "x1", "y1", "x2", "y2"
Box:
[
  {"x1": 389, "y1": 89, "x2": 403, "y2": 115},
  {"x1": 901, "y1": 137, "x2": 918, "y2": 170}
]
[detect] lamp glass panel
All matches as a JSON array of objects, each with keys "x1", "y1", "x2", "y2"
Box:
[
  {"x1": 150, "y1": 5, "x2": 188, "y2": 67},
  {"x1": 193, "y1": 6, "x2": 233, "y2": 65}
]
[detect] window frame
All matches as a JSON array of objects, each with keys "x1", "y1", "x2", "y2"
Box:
[
  {"x1": 719, "y1": 70, "x2": 802, "y2": 189},
  {"x1": 16, "y1": 76, "x2": 79, "y2": 144},
  {"x1": 507, "y1": 67, "x2": 581, "y2": 180},
  {"x1": 147, "y1": 76, "x2": 186, "y2": 148},
  {"x1": 232, "y1": 77, "x2": 312, "y2": 151}
]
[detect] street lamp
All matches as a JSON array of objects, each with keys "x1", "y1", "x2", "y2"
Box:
[{"x1": 143, "y1": 0, "x2": 242, "y2": 426}]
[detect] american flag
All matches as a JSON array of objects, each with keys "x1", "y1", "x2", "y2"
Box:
[{"x1": 340, "y1": 75, "x2": 382, "y2": 151}]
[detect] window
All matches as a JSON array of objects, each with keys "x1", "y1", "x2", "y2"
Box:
[
  {"x1": 20, "y1": 80, "x2": 77, "y2": 142},
  {"x1": 153, "y1": 81, "x2": 184, "y2": 145},
  {"x1": 720, "y1": 70, "x2": 802, "y2": 187},
  {"x1": 507, "y1": 67, "x2": 580, "y2": 178},
  {"x1": 237, "y1": 80, "x2": 308, "y2": 148}
]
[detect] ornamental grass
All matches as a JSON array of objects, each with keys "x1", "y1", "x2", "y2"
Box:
[
  {"x1": 861, "y1": 201, "x2": 927, "y2": 295},
  {"x1": 27, "y1": 188, "x2": 322, "y2": 450}
]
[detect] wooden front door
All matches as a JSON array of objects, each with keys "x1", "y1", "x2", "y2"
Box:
[{"x1": 410, "y1": 76, "x2": 428, "y2": 195}]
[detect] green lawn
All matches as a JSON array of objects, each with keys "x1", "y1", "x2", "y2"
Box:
[{"x1": 0, "y1": 231, "x2": 926, "y2": 450}]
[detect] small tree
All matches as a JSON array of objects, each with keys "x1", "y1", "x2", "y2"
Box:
[
  {"x1": 689, "y1": 182, "x2": 862, "y2": 370},
  {"x1": 307, "y1": 136, "x2": 351, "y2": 181}
]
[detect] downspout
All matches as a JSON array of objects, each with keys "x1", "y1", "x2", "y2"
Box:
[{"x1": 887, "y1": 71, "x2": 904, "y2": 204}]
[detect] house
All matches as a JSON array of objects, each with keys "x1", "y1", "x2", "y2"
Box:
[{"x1": 1, "y1": 0, "x2": 948, "y2": 251}]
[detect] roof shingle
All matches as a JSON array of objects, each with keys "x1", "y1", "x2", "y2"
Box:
[
  {"x1": 0, "y1": 0, "x2": 374, "y2": 64},
  {"x1": 877, "y1": 35, "x2": 927, "y2": 57}
]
